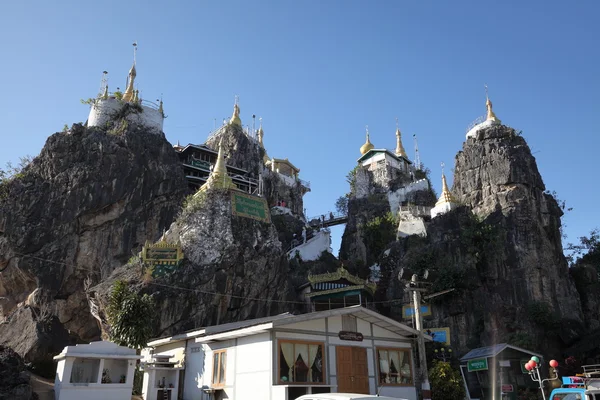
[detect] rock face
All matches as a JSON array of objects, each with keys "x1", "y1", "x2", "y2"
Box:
[
  {"x1": 0, "y1": 345, "x2": 32, "y2": 400},
  {"x1": 92, "y1": 189, "x2": 295, "y2": 338},
  {"x1": 453, "y1": 125, "x2": 583, "y2": 325},
  {"x1": 0, "y1": 307, "x2": 72, "y2": 378},
  {"x1": 0, "y1": 123, "x2": 187, "y2": 360},
  {"x1": 205, "y1": 124, "x2": 262, "y2": 179},
  {"x1": 206, "y1": 123, "x2": 308, "y2": 217},
  {"x1": 370, "y1": 125, "x2": 584, "y2": 357}
]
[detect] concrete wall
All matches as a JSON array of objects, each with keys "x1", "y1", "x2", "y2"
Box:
[
  {"x1": 388, "y1": 178, "x2": 430, "y2": 216},
  {"x1": 87, "y1": 97, "x2": 164, "y2": 132},
  {"x1": 287, "y1": 230, "x2": 331, "y2": 261},
  {"x1": 234, "y1": 333, "x2": 272, "y2": 400}
]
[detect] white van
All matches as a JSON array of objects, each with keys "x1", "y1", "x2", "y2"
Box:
[{"x1": 295, "y1": 394, "x2": 408, "y2": 400}]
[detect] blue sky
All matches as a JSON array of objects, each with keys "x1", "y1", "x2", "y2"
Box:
[{"x1": 1, "y1": 0, "x2": 598, "y2": 255}]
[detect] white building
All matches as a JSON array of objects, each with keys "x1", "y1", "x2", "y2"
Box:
[
  {"x1": 141, "y1": 306, "x2": 428, "y2": 400},
  {"x1": 53, "y1": 340, "x2": 141, "y2": 400},
  {"x1": 87, "y1": 45, "x2": 165, "y2": 132}
]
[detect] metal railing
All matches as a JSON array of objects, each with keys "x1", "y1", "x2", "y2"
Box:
[
  {"x1": 466, "y1": 115, "x2": 486, "y2": 133},
  {"x1": 307, "y1": 211, "x2": 347, "y2": 223},
  {"x1": 297, "y1": 178, "x2": 311, "y2": 188}
]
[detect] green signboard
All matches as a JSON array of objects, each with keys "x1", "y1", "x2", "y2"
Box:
[
  {"x1": 467, "y1": 358, "x2": 489, "y2": 372},
  {"x1": 231, "y1": 192, "x2": 270, "y2": 223}
]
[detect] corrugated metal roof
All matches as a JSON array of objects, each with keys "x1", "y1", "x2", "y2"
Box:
[{"x1": 460, "y1": 343, "x2": 542, "y2": 361}]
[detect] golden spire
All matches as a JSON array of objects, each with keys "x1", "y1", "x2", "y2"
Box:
[
  {"x1": 198, "y1": 139, "x2": 237, "y2": 193},
  {"x1": 395, "y1": 118, "x2": 407, "y2": 158},
  {"x1": 360, "y1": 125, "x2": 375, "y2": 155},
  {"x1": 485, "y1": 84, "x2": 500, "y2": 123},
  {"x1": 122, "y1": 43, "x2": 137, "y2": 102},
  {"x1": 257, "y1": 117, "x2": 264, "y2": 147},
  {"x1": 229, "y1": 96, "x2": 242, "y2": 126},
  {"x1": 435, "y1": 162, "x2": 457, "y2": 206},
  {"x1": 158, "y1": 99, "x2": 164, "y2": 117}
]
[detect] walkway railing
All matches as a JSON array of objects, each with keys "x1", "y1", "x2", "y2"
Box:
[
  {"x1": 466, "y1": 115, "x2": 486, "y2": 133},
  {"x1": 307, "y1": 211, "x2": 348, "y2": 228}
]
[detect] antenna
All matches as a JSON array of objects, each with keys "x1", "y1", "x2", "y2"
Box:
[
  {"x1": 99, "y1": 71, "x2": 108, "y2": 97},
  {"x1": 252, "y1": 114, "x2": 256, "y2": 137},
  {"x1": 133, "y1": 41, "x2": 138, "y2": 64},
  {"x1": 413, "y1": 133, "x2": 421, "y2": 171}
]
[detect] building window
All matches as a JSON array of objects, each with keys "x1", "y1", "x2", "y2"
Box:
[
  {"x1": 342, "y1": 315, "x2": 357, "y2": 332},
  {"x1": 278, "y1": 340, "x2": 324, "y2": 384},
  {"x1": 211, "y1": 350, "x2": 226, "y2": 387},
  {"x1": 377, "y1": 348, "x2": 413, "y2": 386}
]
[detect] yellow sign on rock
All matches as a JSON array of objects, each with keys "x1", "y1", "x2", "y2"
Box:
[{"x1": 231, "y1": 192, "x2": 270, "y2": 223}]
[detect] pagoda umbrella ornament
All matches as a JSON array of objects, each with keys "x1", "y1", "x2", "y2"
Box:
[{"x1": 524, "y1": 356, "x2": 560, "y2": 400}]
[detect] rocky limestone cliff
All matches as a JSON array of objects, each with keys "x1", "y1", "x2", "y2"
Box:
[
  {"x1": 206, "y1": 123, "x2": 308, "y2": 217},
  {"x1": 340, "y1": 165, "x2": 435, "y2": 276},
  {"x1": 0, "y1": 345, "x2": 33, "y2": 400},
  {"x1": 369, "y1": 124, "x2": 584, "y2": 357},
  {"x1": 91, "y1": 189, "x2": 296, "y2": 338},
  {"x1": 452, "y1": 125, "x2": 582, "y2": 326},
  {"x1": 205, "y1": 124, "x2": 262, "y2": 179},
  {"x1": 0, "y1": 122, "x2": 187, "y2": 363}
]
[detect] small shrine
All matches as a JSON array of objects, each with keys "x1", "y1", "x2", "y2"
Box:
[
  {"x1": 196, "y1": 138, "x2": 239, "y2": 193},
  {"x1": 466, "y1": 85, "x2": 502, "y2": 139},
  {"x1": 53, "y1": 341, "x2": 141, "y2": 400},
  {"x1": 430, "y1": 163, "x2": 459, "y2": 219},
  {"x1": 357, "y1": 125, "x2": 412, "y2": 175},
  {"x1": 141, "y1": 354, "x2": 183, "y2": 400},
  {"x1": 86, "y1": 43, "x2": 165, "y2": 132},
  {"x1": 141, "y1": 235, "x2": 184, "y2": 277},
  {"x1": 300, "y1": 266, "x2": 377, "y2": 311}
]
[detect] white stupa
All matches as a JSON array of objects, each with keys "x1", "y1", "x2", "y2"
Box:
[
  {"x1": 465, "y1": 85, "x2": 501, "y2": 139},
  {"x1": 430, "y1": 168, "x2": 459, "y2": 219},
  {"x1": 87, "y1": 43, "x2": 165, "y2": 132}
]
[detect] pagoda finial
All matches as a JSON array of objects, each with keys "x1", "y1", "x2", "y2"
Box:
[
  {"x1": 485, "y1": 84, "x2": 500, "y2": 123},
  {"x1": 122, "y1": 42, "x2": 138, "y2": 102},
  {"x1": 360, "y1": 125, "x2": 375, "y2": 155},
  {"x1": 229, "y1": 95, "x2": 242, "y2": 126},
  {"x1": 198, "y1": 138, "x2": 237, "y2": 193},
  {"x1": 257, "y1": 117, "x2": 264, "y2": 147},
  {"x1": 158, "y1": 96, "x2": 164, "y2": 117},
  {"x1": 395, "y1": 118, "x2": 407, "y2": 158},
  {"x1": 436, "y1": 162, "x2": 456, "y2": 206}
]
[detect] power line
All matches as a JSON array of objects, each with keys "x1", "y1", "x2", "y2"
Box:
[{"x1": 7, "y1": 251, "x2": 409, "y2": 306}]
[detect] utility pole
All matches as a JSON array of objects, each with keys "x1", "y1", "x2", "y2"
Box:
[{"x1": 407, "y1": 274, "x2": 431, "y2": 400}]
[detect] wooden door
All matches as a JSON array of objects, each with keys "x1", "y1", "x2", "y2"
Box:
[
  {"x1": 336, "y1": 346, "x2": 370, "y2": 394},
  {"x1": 336, "y1": 346, "x2": 354, "y2": 393},
  {"x1": 352, "y1": 347, "x2": 369, "y2": 394}
]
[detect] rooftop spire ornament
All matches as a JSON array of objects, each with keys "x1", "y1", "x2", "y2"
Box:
[
  {"x1": 229, "y1": 95, "x2": 242, "y2": 126},
  {"x1": 485, "y1": 84, "x2": 500, "y2": 123},
  {"x1": 435, "y1": 162, "x2": 456, "y2": 206},
  {"x1": 257, "y1": 117, "x2": 264, "y2": 147},
  {"x1": 122, "y1": 42, "x2": 138, "y2": 102},
  {"x1": 360, "y1": 125, "x2": 374, "y2": 155},
  {"x1": 395, "y1": 117, "x2": 407, "y2": 158}
]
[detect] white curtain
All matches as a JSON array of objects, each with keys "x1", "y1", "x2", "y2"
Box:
[
  {"x1": 379, "y1": 350, "x2": 390, "y2": 374},
  {"x1": 281, "y1": 343, "x2": 295, "y2": 382},
  {"x1": 296, "y1": 344, "x2": 309, "y2": 374},
  {"x1": 308, "y1": 344, "x2": 319, "y2": 382},
  {"x1": 389, "y1": 351, "x2": 400, "y2": 383}
]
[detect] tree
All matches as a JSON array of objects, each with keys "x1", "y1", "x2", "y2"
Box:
[
  {"x1": 106, "y1": 280, "x2": 154, "y2": 349},
  {"x1": 335, "y1": 196, "x2": 348, "y2": 215},
  {"x1": 429, "y1": 360, "x2": 466, "y2": 400},
  {"x1": 566, "y1": 228, "x2": 600, "y2": 269}
]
